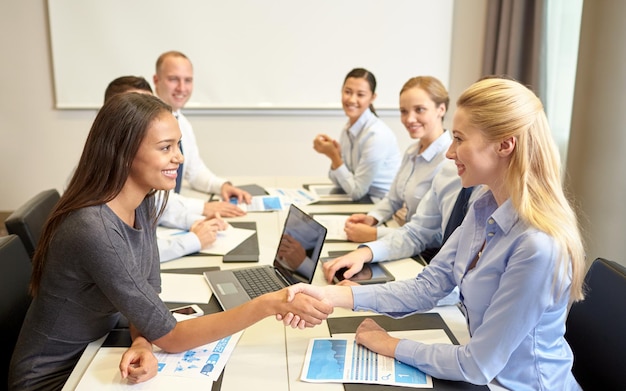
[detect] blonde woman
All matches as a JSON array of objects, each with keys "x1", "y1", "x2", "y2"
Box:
[{"x1": 284, "y1": 78, "x2": 586, "y2": 390}]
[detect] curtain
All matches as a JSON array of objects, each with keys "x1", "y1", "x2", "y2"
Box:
[{"x1": 482, "y1": 0, "x2": 547, "y2": 101}]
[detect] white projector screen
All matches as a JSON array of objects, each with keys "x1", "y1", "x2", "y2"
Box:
[{"x1": 48, "y1": 0, "x2": 453, "y2": 110}]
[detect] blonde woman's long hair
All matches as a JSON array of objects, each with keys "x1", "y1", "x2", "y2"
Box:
[{"x1": 457, "y1": 78, "x2": 586, "y2": 303}]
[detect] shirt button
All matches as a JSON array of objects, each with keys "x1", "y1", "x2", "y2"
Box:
[
  {"x1": 488, "y1": 218, "x2": 495, "y2": 224},
  {"x1": 487, "y1": 232, "x2": 495, "y2": 237}
]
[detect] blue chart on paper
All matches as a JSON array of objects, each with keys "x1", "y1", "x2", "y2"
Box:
[
  {"x1": 307, "y1": 339, "x2": 427, "y2": 385},
  {"x1": 262, "y1": 196, "x2": 282, "y2": 211},
  {"x1": 392, "y1": 358, "x2": 427, "y2": 384},
  {"x1": 350, "y1": 340, "x2": 426, "y2": 384},
  {"x1": 306, "y1": 339, "x2": 346, "y2": 380}
]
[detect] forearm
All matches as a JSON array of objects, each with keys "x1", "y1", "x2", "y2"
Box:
[
  {"x1": 324, "y1": 285, "x2": 355, "y2": 308},
  {"x1": 330, "y1": 164, "x2": 372, "y2": 200},
  {"x1": 130, "y1": 324, "x2": 153, "y2": 350},
  {"x1": 328, "y1": 151, "x2": 343, "y2": 170},
  {"x1": 154, "y1": 295, "x2": 276, "y2": 353}
]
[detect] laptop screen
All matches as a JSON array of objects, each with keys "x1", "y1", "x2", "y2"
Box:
[{"x1": 273, "y1": 204, "x2": 327, "y2": 285}]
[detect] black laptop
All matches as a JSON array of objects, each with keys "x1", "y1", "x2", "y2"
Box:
[{"x1": 204, "y1": 204, "x2": 327, "y2": 310}]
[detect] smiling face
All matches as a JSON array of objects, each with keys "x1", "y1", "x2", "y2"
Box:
[
  {"x1": 153, "y1": 55, "x2": 193, "y2": 111},
  {"x1": 341, "y1": 77, "x2": 376, "y2": 124},
  {"x1": 128, "y1": 111, "x2": 183, "y2": 193},
  {"x1": 446, "y1": 108, "x2": 504, "y2": 190},
  {"x1": 399, "y1": 87, "x2": 446, "y2": 141}
]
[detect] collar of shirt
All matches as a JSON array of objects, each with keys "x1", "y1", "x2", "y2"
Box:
[
  {"x1": 343, "y1": 107, "x2": 375, "y2": 138},
  {"x1": 407, "y1": 129, "x2": 452, "y2": 163},
  {"x1": 473, "y1": 191, "x2": 518, "y2": 237}
]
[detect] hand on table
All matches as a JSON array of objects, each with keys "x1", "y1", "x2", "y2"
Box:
[
  {"x1": 190, "y1": 213, "x2": 228, "y2": 248},
  {"x1": 355, "y1": 318, "x2": 399, "y2": 358},
  {"x1": 119, "y1": 337, "x2": 158, "y2": 384},
  {"x1": 203, "y1": 201, "x2": 246, "y2": 218},
  {"x1": 221, "y1": 182, "x2": 252, "y2": 204},
  {"x1": 322, "y1": 247, "x2": 373, "y2": 283}
]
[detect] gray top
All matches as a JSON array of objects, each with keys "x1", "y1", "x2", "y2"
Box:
[{"x1": 9, "y1": 198, "x2": 177, "y2": 390}]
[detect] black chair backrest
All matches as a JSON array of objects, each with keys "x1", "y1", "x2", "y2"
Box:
[
  {"x1": 565, "y1": 258, "x2": 626, "y2": 391},
  {"x1": 0, "y1": 235, "x2": 32, "y2": 387},
  {"x1": 5, "y1": 189, "x2": 60, "y2": 258}
]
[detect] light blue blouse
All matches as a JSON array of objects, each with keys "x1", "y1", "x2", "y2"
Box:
[
  {"x1": 365, "y1": 159, "x2": 462, "y2": 262},
  {"x1": 369, "y1": 131, "x2": 452, "y2": 238},
  {"x1": 352, "y1": 190, "x2": 581, "y2": 390},
  {"x1": 329, "y1": 108, "x2": 401, "y2": 200}
]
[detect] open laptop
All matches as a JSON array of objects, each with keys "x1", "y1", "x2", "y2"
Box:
[{"x1": 204, "y1": 204, "x2": 327, "y2": 310}]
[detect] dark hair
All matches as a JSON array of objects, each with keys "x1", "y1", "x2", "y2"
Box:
[
  {"x1": 400, "y1": 76, "x2": 450, "y2": 122},
  {"x1": 344, "y1": 68, "x2": 378, "y2": 116},
  {"x1": 30, "y1": 93, "x2": 172, "y2": 296},
  {"x1": 104, "y1": 76, "x2": 153, "y2": 103}
]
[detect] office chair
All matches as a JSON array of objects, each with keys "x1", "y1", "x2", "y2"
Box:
[
  {"x1": 565, "y1": 258, "x2": 626, "y2": 391},
  {"x1": 5, "y1": 188, "x2": 60, "y2": 258},
  {"x1": 0, "y1": 235, "x2": 33, "y2": 386}
]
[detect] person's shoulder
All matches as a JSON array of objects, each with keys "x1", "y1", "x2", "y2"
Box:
[
  {"x1": 403, "y1": 142, "x2": 421, "y2": 157},
  {"x1": 64, "y1": 205, "x2": 107, "y2": 227},
  {"x1": 54, "y1": 205, "x2": 113, "y2": 247},
  {"x1": 432, "y1": 160, "x2": 460, "y2": 188}
]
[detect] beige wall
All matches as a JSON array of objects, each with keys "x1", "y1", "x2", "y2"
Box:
[
  {"x1": 0, "y1": 1, "x2": 486, "y2": 211},
  {"x1": 566, "y1": 0, "x2": 626, "y2": 267}
]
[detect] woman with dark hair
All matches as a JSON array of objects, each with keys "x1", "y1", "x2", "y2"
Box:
[
  {"x1": 313, "y1": 68, "x2": 401, "y2": 201},
  {"x1": 9, "y1": 93, "x2": 332, "y2": 390}
]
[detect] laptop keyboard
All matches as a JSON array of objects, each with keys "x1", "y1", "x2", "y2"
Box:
[{"x1": 233, "y1": 267, "x2": 284, "y2": 299}]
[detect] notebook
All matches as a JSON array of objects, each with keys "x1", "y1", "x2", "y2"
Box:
[{"x1": 204, "y1": 204, "x2": 327, "y2": 310}]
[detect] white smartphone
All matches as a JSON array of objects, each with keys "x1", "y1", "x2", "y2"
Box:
[{"x1": 169, "y1": 304, "x2": 204, "y2": 317}]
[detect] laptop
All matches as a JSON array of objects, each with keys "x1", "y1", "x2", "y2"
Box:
[{"x1": 204, "y1": 204, "x2": 327, "y2": 310}]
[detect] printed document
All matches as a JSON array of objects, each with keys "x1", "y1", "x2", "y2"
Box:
[
  {"x1": 266, "y1": 187, "x2": 319, "y2": 205},
  {"x1": 157, "y1": 225, "x2": 255, "y2": 255},
  {"x1": 312, "y1": 214, "x2": 348, "y2": 241},
  {"x1": 75, "y1": 330, "x2": 243, "y2": 390},
  {"x1": 301, "y1": 329, "x2": 452, "y2": 388}
]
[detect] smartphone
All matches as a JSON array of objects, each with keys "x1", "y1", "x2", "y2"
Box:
[
  {"x1": 333, "y1": 263, "x2": 395, "y2": 285},
  {"x1": 169, "y1": 304, "x2": 204, "y2": 317}
]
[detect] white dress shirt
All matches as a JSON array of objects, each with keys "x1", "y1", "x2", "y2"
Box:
[{"x1": 176, "y1": 110, "x2": 228, "y2": 194}]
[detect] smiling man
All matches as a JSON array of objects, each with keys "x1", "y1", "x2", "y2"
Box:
[{"x1": 153, "y1": 51, "x2": 251, "y2": 216}]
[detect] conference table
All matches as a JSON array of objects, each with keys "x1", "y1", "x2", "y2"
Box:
[{"x1": 63, "y1": 176, "x2": 481, "y2": 391}]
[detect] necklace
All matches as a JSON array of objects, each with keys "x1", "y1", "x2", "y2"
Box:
[{"x1": 468, "y1": 241, "x2": 486, "y2": 271}]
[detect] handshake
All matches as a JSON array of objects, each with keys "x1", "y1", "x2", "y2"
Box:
[
  {"x1": 274, "y1": 283, "x2": 398, "y2": 358},
  {"x1": 274, "y1": 283, "x2": 350, "y2": 329},
  {"x1": 273, "y1": 256, "x2": 370, "y2": 328}
]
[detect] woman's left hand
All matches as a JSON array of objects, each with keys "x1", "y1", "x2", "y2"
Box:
[
  {"x1": 355, "y1": 318, "x2": 399, "y2": 357},
  {"x1": 119, "y1": 338, "x2": 158, "y2": 384}
]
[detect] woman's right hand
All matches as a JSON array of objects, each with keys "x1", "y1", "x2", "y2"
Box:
[
  {"x1": 345, "y1": 213, "x2": 377, "y2": 226},
  {"x1": 190, "y1": 218, "x2": 222, "y2": 248},
  {"x1": 322, "y1": 247, "x2": 374, "y2": 283},
  {"x1": 344, "y1": 219, "x2": 377, "y2": 243}
]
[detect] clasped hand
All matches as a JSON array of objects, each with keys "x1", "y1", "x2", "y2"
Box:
[
  {"x1": 277, "y1": 284, "x2": 398, "y2": 357},
  {"x1": 313, "y1": 134, "x2": 340, "y2": 158},
  {"x1": 276, "y1": 283, "x2": 331, "y2": 329}
]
